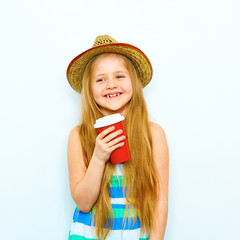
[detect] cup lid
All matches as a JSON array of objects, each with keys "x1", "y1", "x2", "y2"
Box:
[{"x1": 94, "y1": 113, "x2": 125, "y2": 128}]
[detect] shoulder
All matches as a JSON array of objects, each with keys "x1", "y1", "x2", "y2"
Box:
[
  {"x1": 148, "y1": 121, "x2": 169, "y2": 163},
  {"x1": 67, "y1": 125, "x2": 86, "y2": 169},
  {"x1": 149, "y1": 121, "x2": 166, "y2": 139},
  {"x1": 67, "y1": 125, "x2": 83, "y2": 162},
  {"x1": 68, "y1": 125, "x2": 81, "y2": 140}
]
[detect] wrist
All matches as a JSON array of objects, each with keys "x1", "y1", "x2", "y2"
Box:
[{"x1": 91, "y1": 156, "x2": 106, "y2": 168}]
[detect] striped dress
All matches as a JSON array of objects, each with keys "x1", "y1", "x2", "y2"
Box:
[{"x1": 68, "y1": 162, "x2": 149, "y2": 240}]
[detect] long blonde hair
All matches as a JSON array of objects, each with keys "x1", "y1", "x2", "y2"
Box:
[{"x1": 76, "y1": 53, "x2": 160, "y2": 239}]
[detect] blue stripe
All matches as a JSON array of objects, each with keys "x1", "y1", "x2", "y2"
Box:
[
  {"x1": 72, "y1": 207, "x2": 140, "y2": 230},
  {"x1": 111, "y1": 204, "x2": 126, "y2": 209},
  {"x1": 73, "y1": 208, "x2": 92, "y2": 225},
  {"x1": 109, "y1": 186, "x2": 127, "y2": 198}
]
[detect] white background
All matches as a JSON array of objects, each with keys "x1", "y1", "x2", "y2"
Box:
[{"x1": 0, "y1": 0, "x2": 239, "y2": 239}]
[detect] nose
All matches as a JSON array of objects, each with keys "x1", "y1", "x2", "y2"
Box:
[{"x1": 106, "y1": 77, "x2": 117, "y2": 89}]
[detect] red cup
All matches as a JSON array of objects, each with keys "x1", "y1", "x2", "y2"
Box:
[{"x1": 94, "y1": 113, "x2": 131, "y2": 164}]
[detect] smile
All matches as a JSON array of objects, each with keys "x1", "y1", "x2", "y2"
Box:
[{"x1": 104, "y1": 93, "x2": 122, "y2": 98}]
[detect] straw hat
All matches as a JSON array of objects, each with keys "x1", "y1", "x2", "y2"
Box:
[{"x1": 66, "y1": 34, "x2": 153, "y2": 94}]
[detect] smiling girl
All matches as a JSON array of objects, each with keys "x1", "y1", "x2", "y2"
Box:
[
  {"x1": 91, "y1": 53, "x2": 133, "y2": 116},
  {"x1": 66, "y1": 35, "x2": 169, "y2": 240}
]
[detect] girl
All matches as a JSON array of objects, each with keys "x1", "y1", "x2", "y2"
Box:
[{"x1": 66, "y1": 35, "x2": 169, "y2": 240}]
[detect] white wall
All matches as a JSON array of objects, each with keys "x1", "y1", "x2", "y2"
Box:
[{"x1": 0, "y1": 0, "x2": 239, "y2": 239}]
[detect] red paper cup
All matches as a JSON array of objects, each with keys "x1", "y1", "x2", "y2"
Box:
[{"x1": 94, "y1": 113, "x2": 131, "y2": 164}]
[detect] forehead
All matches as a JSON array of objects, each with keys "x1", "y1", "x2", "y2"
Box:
[
  {"x1": 91, "y1": 53, "x2": 128, "y2": 78},
  {"x1": 93, "y1": 53, "x2": 126, "y2": 67},
  {"x1": 95, "y1": 52, "x2": 124, "y2": 60}
]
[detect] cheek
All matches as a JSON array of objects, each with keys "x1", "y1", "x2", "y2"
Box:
[
  {"x1": 92, "y1": 86, "x2": 98, "y2": 99},
  {"x1": 92, "y1": 86, "x2": 102, "y2": 100},
  {"x1": 124, "y1": 81, "x2": 133, "y2": 94}
]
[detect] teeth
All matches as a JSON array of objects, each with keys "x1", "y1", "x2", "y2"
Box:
[{"x1": 106, "y1": 93, "x2": 121, "y2": 98}]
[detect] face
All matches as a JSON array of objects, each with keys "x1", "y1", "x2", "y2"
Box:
[{"x1": 91, "y1": 54, "x2": 133, "y2": 117}]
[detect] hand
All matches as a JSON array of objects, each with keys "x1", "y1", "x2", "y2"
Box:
[{"x1": 92, "y1": 126, "x2": 126, "y2": 165}]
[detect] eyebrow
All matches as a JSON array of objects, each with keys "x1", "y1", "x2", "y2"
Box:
[{"x1": 94, "y1": 71, "x2": 128, "y2": 78}]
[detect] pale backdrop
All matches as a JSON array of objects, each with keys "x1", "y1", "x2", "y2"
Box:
[{"x1": 0, "y1": 0, "x2": 239, "y2": 239}]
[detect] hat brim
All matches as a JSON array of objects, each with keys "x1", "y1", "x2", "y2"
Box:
[{"x1": 66, "y1": 43, "x2": 153, "y2": 93}]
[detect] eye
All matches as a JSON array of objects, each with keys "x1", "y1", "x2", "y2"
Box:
[
  {"x1": 97, "y1": 78, "x2": 104, "y2": 82},
  {"x1": 116, "y1": 75, "x2": 124, "y2": 79}
]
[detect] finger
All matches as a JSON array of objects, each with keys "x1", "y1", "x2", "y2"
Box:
[
  {"x1": 103, "y1": 129, "x2": 123, "y2": 143},
  {"x1": 108, "y1": 141, "x2": 125, "y2": 152},
  {"x1": 107, "y1": 135, "x2": 125, "y2": 148},
  {"x1": 98, "y1": 126, "x2": 115, "y2": 140}
]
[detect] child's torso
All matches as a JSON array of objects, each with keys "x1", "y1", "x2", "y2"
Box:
[{"x1": 68, "y1": 162, "x2": 149, "y2": 240}]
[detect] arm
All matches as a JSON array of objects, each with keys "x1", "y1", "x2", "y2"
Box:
[
  {"x1": 149, "y1": 122, "x2": 169, "y2": 240},
  {"x1": 67, "y1": 126, "x2": 125, "y2": 213},
  {"x1": 67, "y1": 127, "x2": 105, "y2": 213}
]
